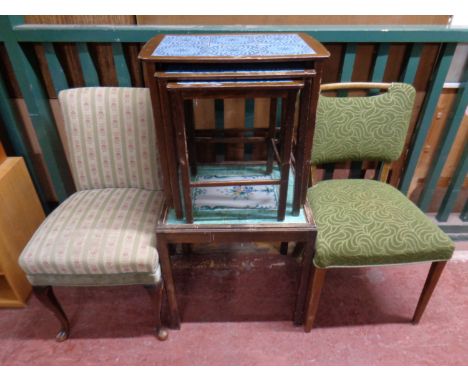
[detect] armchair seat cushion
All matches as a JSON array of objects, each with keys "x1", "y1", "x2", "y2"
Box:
[
  {"x1": 19, "y1": 188, "x2": 164, "y2": 286},
  {"x1": 307, "y1": 179, "x2": 454, "y2": 268}
]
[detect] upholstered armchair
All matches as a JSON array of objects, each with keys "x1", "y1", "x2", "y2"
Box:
[
  {"x1": 304, "y1": 82, "x2": 454, "y2": 331},
  {"x1": 19, "y1": 87, "x2": 168, "y2": 341}
]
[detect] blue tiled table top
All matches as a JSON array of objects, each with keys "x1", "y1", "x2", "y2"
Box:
[{"x1": 152, "y1": 34, "x2": 316, "y2": 57}]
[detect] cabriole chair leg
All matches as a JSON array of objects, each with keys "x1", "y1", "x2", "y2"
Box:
[
  {"x1": 144, "y1": 282, "x2": 169, "y2": 341},
  {"x1": 33, "y1": 286, "x2": 70, "y2": 342},
  {"x1": 412, "y1": 261, "x2": 448, "y2": 324}
]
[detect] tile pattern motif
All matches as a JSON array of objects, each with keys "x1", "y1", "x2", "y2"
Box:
[
  {"x1": 167, "y1": 166, "x2": 307, "y2": 224},
  {"x1": 193, "y1": 175, "x2": 278, "y2": 210},
  {"x1": 153, "y1": 34, "x2": 316, "y2": 57}
]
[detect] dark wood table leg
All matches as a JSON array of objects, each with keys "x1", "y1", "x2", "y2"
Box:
[
  {"x1": 157, "y1": 77, "x2": 184, "y2": 219},
  {"x1": 156, "y1": 236, "x2": 181, "y2": 329},
  {"x1": 266, "y1": 97, "x2": 277, "y2": 174},
  {"x1": 170, "y1": 91, "x2": 194, "y2": 223},
  {"x1": 292, "y1": 78, "x2": 312, "y2": 215},
  {"x1": 299, "y1": 62, "x2": 323, "y2": 213},
  {"x1": 277, "y1": 90, "x2": 297, "y2": 221},
  {"x1": 294, "y1": 238, "x2": 315, "y2": 326},
  {"x1": 143, "y1": 62, "x2": 173, "y2": 209},
  {"x1": 184, "y1": 99, "x2": 198, "y2": 176},
  {"x1": 304, "y1": 265, "x2": 327, "y2": 332}
]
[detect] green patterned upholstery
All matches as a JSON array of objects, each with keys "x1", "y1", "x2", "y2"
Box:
[
  {"x1": 59, "y1": 87, "x2": 163, "y2": 191},
  {"x1": 307, "y1": 180, "x2": 454, "y2": 268},
  {"x1": 307, "y1": 83, "x2": 453, "y2": 269},
  {"x1": 19, "y1": 188, "x2": 163, "y2": 286},
  {"x1": 311, "y1": 83, "x2": 416, "y2": 165}
]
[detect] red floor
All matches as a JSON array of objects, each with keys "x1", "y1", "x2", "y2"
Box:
[{"x1": 1, "y1": 259, "x2": 467, "y2": 365}]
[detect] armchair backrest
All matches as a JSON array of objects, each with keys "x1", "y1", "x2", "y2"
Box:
[
  {"x1": 59, "y1": 87, "x2": 163, "y2": 191},
  {"x1": 311, "y1": 82, "x2": 416, "y2": 165}
]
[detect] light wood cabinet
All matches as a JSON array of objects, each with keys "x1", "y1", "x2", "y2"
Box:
[
  {"x1": 0, "y1": 157, "x2": 45, "y2": 307},
  {"x1": 0, "y1": 142, "x2": 6, "y2": 164}
]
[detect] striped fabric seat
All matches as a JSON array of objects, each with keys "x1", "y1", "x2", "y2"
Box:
[
  {"x1": 19, "y1": 87, "x2": 165, "y2": 286},
  {"x1": 19, "y1": 189, "x2": 163, "y2": 286}
]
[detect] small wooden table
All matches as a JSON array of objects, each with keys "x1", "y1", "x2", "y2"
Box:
[
  {"x1": 167, "y1": 80, "x2": 304, "y2": 223},
  {"x1": 155, "y1": 165, "x2": 317, "y2": 328},
  {"x1": 139, "y1": 33, "x2": 329, "y2": 219}
]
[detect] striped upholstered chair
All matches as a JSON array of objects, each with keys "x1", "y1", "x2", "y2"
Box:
[
  {"x1": 19, "y1": 87, "x2": 168, "y2": 341},
  {"x1": 304, "y1": 82, "x2": 454, "y2": 331}
]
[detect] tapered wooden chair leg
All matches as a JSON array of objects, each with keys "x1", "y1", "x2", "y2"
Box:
[
  {"x1": 304, "y1": 267, "x2": 327, "y2": 332},
  {"x1": 412, "y1": 261, "x2": 448, "y2": 324},
  {"x1": 145, "y1": 282, "x2": 169, "y2": 341},
  {"x1": 33, "y1": 286, "x2": 70, "y2": 342}
]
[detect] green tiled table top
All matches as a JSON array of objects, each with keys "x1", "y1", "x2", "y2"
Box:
[{"x1": 166, "y1": 165, "x2": 308, "y2": 225}]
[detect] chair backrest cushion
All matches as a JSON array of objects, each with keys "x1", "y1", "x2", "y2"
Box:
[
  {"x1": 311, "y1": 82, "x2": 416, "y2": 165},
  {"x1": 59, "y1": 87, "x2": 163, "y2": 191}
]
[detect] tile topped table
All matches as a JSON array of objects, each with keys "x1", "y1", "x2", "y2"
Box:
[
  {"x1": 139, "y1": 33, "x2": 329, "y2": 219},
  {"x1": 155, "y1": 165, "x2": 317, "y2": 328},
  {"x1": 142, "y1": 33, "x2": 325, "y2": 61},
  {"x1": 167, "y1": 79, "x2": 303, "y2": 223}
]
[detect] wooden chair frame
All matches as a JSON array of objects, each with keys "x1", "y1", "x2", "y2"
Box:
[{"x1": 304, "y1": 82, "x2": 449, "y2": 332}]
